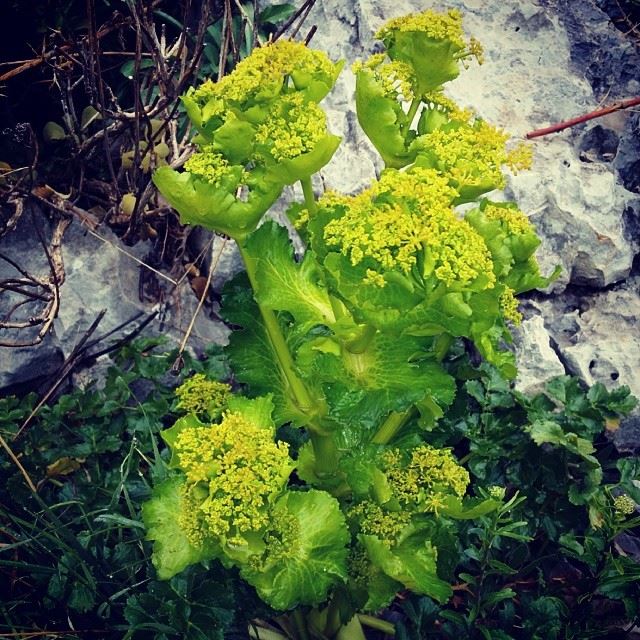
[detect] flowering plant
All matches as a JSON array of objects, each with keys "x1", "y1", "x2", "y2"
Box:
[{"x1": 144, "y1": 9, "x2": 562, "y2": 638}]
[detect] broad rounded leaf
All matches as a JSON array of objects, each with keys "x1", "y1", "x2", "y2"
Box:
[{"x1": 241, "y1": 490, "x2": 349, "y2": 610}]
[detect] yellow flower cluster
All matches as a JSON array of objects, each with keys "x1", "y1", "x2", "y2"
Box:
[
  {"x1": 175, "y1": 373, "x2": 232, "y2": 418},
  {"x1": 349, "y1": 501, "x2": 411, "y2": 548},
  {"x1": 614, "y1": 494, "x2": 636, "y2": 516},
  {"x1": 506, "y1": 143, "x2": 533, "y2": 173},
  {"x1": 179, "y1": 483, "x2": 209, "y2": 547},
  {"x1": 382, "y1": 445, "x2": 469, "y2": 508},
  {"x1": 415, "y1": 120, "x2": 513, "y2": 190},
  {"x1": 184, "y1": 145, "x2": 236, "y2": 186},
  {"x1": 190, "y1": 40, "x2": 337, "y2": 106},
  {"x1": 353, "y1": 54, "x2": 416, "y2": 101},
  {"x1": 423, "y1": 91, "x2": 472, "y2": 123},
  {"x1": 259, "y1": 511, "x2": 300, "y2": 564},
  {"x1": 255, "y1": 93, "x2": 327, "y2": 161},
  {"x1": 173, "y1": 413, "x2": 291, "y2": 540},
  {"x1": 377, "y1": 9, "x2": 466, "y2": 49},
  {"x1": 499, "y1": 287, "x2": 522, "y2": 325},
  {"x1": 322, "y1": 168, "x2": 495, "y2": 289},
  {"x1": 484, "y1": 204, "x2": 533, "y2": 235}
]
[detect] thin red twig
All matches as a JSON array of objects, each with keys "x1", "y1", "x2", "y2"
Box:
[{"x1": 525, "y1": 96, "x2": 640, "y2": 139}]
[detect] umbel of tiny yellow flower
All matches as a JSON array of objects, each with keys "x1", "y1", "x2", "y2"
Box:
[
  {"x1": 376, "y1": 9, "x2": 484, "y2": 94},
  {"x1": 348, "y1": 501, "x2": 412, "y2": 549},
  {"x1": 352, "y1": 54, "x2": 417, "y2": 103},
  {"x1": 413, "y1": 119, "x2": 533, "y2": 203},
  {"x1": 318, "y1": 167, "x2": 495, "y2": 291},
  {"x1": 614, "y1": 494, "x2": 636, "y2": 516},
  {"x1": 188, "y1": 39, "x2": 343, "y2": 110},
  {"x1": 166, "y1": 412, "x2": 293, "y2": 548},
  {"x1": 381, "y1": 445, "x2": 470, "y2": 510},
  {"x1": 154, "y1": 39, "x2": 343, "y2": 238},
  {"x1": 174, "y1": 373, "x2": 232, "y2": 420}
]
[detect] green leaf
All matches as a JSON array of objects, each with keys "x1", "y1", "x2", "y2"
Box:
[
  {"x1": 142, "y1": 477, "x2": 217, "y2": 580},
  {"x1": 43, "y1": 121, "x2": 66, "y2": 142},
  {"x1": 439, "y1": 496, "x2": 500, "y2": 520},
  {"x1": 212, "y1": 118, "x2": 256, "y2": 164},
  {"x1": 382, "y1": 31, "x2": 462, "y2": 94},
  {"x1": 161, "y1": 414, "x2": 207, "y2": 471},
  {"x1": 153, "y1": 166, "x2": 282, "y2": 239},
  {"x1": 268, "y1": 134, "x2": 341, "y2": 185},
  {"x1": 120, "y1": 58, "x2": 155, "y2": 79},
  {"x1": 226, "y1": 394, "x2": 275, "y2": 430},
  {"x1": 361, "y1": 534, "x2": 452, "y2": 603},
  {"x1": 241, "y1": 490, "x2": 349, "y2": 610},
  {"x1": 355, "y1": 69, "x2": 414, "y2": 168},
  {"x1": 245, "y1": 221, "x2": 336, "y2": 333},
  {"x1": 258, "y1": 3, "x2": 296, "y2": 24},
  {"x1": 528, "y1": 420, "x2": 595, "y2": 457}
]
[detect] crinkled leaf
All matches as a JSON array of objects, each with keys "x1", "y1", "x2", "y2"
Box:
[
  {"x1": 361, "y1": 534, "x2": 451, "y2": 603},
  {"x1": 382, "y1": 31, "x2": 462, "y2": 93},
  {"x1": 245, "y1": 221, "x2": 336, "y2": 333},
  {"x1": 297, "y1": 331, "x2": 455, "y2": 432},
  {"x1": 153, "y1": 166, "x2": 281, "y2": 238},
  {"x1": 212, "y1": 118, "x2": 256, "y2": 164},
  {"x1": 226, "y1": 394, "x2": 275, "y2": 430},
  {"x1": 162, "y1": 414, "x2": 208, "y2": 471},
  {"x1": 355, "y1": 69, "x2": 414, "y2": 168},
  {"x1": 241, "y1": 490, "x2": 349, "y2": 610},
  {"x1": 142, "y1": 477, "x2": 217, "y2": 580}
]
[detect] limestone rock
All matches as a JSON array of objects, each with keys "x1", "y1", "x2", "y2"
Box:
[
  {"x1": 513, "y1": 313, "x2": 566, "y2": 395},
  {"x1": 535, "y1": 277, "x2": 640, "y2": 400}
]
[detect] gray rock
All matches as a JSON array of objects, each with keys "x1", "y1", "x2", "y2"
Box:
[
  {"x1": 57, "y1": 220, "x2": 230, "y2": 357},
  {"x1": 614, "y1": 414, "x2": 640, "y2": 454},
  {"x1": 513, "y1": 313, "x2": 566, "y2": 395},
  {"x1": 535, "y1": 277, "x2": 640, "y2": 400},
  {"x1": 0, "y1": 206, "x2": 65, "y2": 390}
]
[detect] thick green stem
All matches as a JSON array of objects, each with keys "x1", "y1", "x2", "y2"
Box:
[
  {"x1": 292, "y1": 609, "x2": 311, "y2": 640},
  {"x1": 357, "y1": 614, "x2": 396, "y2": 636},
  {"x1": 238, "y1": 242, "x2": 340, "y2": 476},
  {"x1": 300, "y1": 176, "x2": 317, "y2": 215},
  {"x1": 336, "y1": 616, "x2": 367, "y2": 640},
  {"x1": 372, "y1": 406, "x2": 417, "y2": 445},
  {"x1": 238, "y1": 244, "x2": 315, "y2": 415},
  {"x1": 345, "y1": 324, "x2": 376, "y2": 354},
  {"x1": 310, "y1": 431, "x2": 339, "y2": 475}
]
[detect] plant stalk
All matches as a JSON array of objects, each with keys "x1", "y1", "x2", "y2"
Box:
[
  {"x1": 358, "y1": 614, "x2": 396, "y2": 636},
  {"x1": 238, "y1": 243, "x2": 316, "y2": 416},
  {"x1": 238, "y1": 242, "x2": 339, "y2": 476},
  {"x1": 300, "y1": 176, "x2": 317, "y2": 215},
  {"x1": 372, "y1": 406, "x2": 416, "y2": 445}
]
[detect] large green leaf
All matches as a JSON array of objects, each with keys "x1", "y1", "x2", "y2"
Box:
[
  {"x1": 142, "y1": 477, "x2": 217, "y2": 580},
  {"x1": 153, "y1": 166, "x2": 282, "y2": 239},
  {"x1": 383, "y1": 32, "x2": 462, "y2": 94},
  {"x1": 268, "y1": 134, "x2": 341, "y2": 185},
  {"x1": 361, "y1": 533, "x2": 452, "y2": 603},
  {"x1": 296, "y1": 330, "x2": 455, "y2": 433},
  {"x1": 241, "y1": 490, "x2": 349, "y2": 610},
  {"x1": 245, "y1": 221, "x2": 336, "y2": 334},
  {"x1": 161, "y1": 414, "x2": 207, "y2": 472}
]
